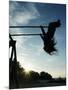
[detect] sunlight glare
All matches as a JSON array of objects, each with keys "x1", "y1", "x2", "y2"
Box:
[{"x1": 24, "y1": 64, "x2": 32, "y2": 73}]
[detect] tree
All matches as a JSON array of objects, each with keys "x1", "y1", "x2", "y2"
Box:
[
  {"x1": 29, "y1": 71, "x2": 40, "y2": 80},
  {"x1": 40, "y1": 71, "x2": 52, "y2": 80}
]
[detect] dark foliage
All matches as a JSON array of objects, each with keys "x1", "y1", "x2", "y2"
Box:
[{"x1": 40, "y1": 71, "x2": 52, "y2": 80}]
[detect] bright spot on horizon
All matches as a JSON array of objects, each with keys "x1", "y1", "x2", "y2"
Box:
[
  {"x1": 24, "y1": 69, "x2": 30, "y2": 75},
  {"x1": 22, "y1": 62, "x2": 33, "y2": 73}
]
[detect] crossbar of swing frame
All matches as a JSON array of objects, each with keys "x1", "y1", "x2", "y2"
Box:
[
  {"x1": 9, "y1": 25, "x2": 48, "y2": 36},
  {"x1": 9, "y1": 26, "x2": 48, "y2": 28},
  {"x1": 10, "y1": 33, "x2": 43, "y2": 36}
]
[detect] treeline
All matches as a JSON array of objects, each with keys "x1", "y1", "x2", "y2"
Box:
[
  {"x1": 9, "y1": 61, "x2": 66, "y2": 89},
  {"x1": 16, "y1": 61, "x2": 52, "y2": 82}
]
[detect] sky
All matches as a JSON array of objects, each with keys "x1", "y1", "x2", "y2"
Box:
[{"x1": 9, "y1": 1, "x2": 66, "y2": 78}]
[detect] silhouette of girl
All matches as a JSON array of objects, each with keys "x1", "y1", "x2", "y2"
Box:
[{"x1": 40, "y1": 20, "x2": 61, "y2": 55}]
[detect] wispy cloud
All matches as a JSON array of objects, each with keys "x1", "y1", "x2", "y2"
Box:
[
  {"x1": 9, "y1": 1, "x2": 40, "y2": 56},
  {"x1": 9, "y1": 1, "x2": 40, "y2": 26}
]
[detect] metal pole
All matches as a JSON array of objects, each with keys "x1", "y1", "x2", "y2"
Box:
[
  {"x1": 9, "y1": 26, "x2": 48, "y2": 28},
  {"x1": 11, "y1": 33, "x2": 42, "y2": 36}
]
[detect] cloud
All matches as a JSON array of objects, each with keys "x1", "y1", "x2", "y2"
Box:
[
  {"x1": 9, "y1": 1, "x2": 40, "y2": 57},
  {"x1": 9, "y1": 1, "x2": 40, "y2": 25}
]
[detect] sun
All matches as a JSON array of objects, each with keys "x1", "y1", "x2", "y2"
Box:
[
  {"x1": 19, "y1": 57, "x2": 34, "y2": 74},
  {"x1": 24, "y1": 66, "x2": 30, "y2": 72},
  {"x1": 24, "y1": 69, "x2": 30, "y2": 74},
  {"x1": 23, "y1": 63, "x2": 33, "y2": 73}
]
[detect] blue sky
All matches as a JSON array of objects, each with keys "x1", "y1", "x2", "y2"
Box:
[{"x1": 9, "y1": 1, "x2": 66, "y2": 78}]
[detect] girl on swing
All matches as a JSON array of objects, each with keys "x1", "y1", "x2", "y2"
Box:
[{"x1": 40, "y1": 20, "x2": 61, "y2": 55}]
